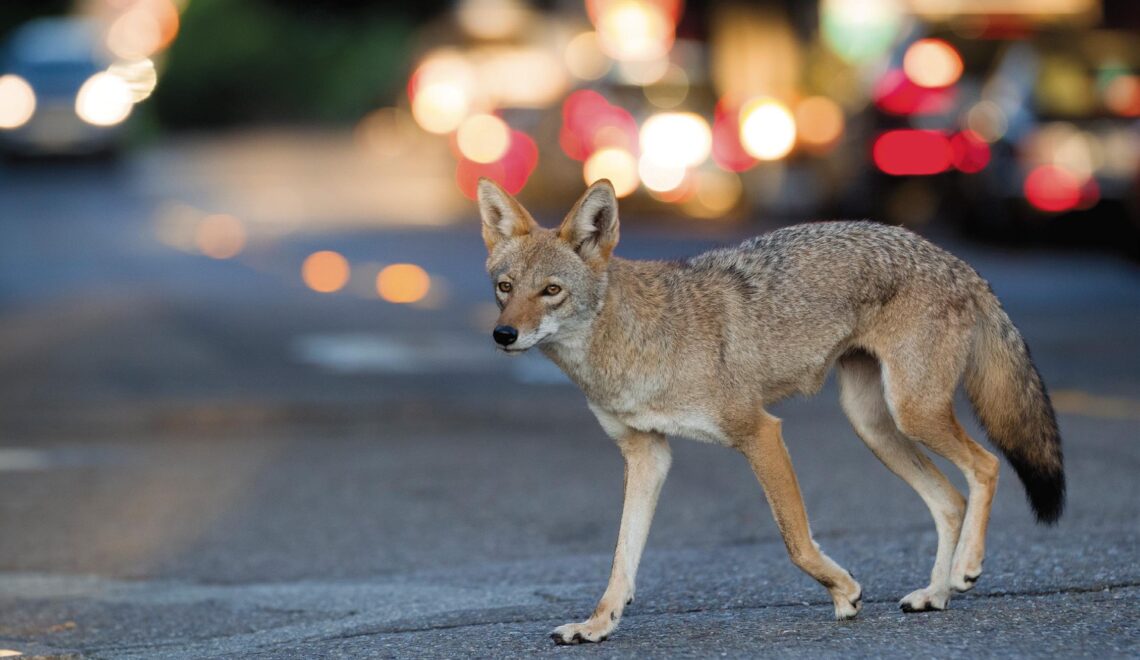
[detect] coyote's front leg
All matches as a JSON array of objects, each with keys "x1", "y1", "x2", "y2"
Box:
[
  {"x1": 551, "y1": 429, "x2": 671, "y2": 645},
  {"x1": 736, "y1": 411, "x2": 863, "y2": 619}
]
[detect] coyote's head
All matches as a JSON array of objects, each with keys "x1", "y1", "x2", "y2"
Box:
[{"x1": 477, "y1": 178, "x2": 619, "y2": 352}]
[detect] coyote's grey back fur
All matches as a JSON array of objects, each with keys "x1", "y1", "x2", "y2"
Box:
[{"x1": 690, "y1": 221, "x2": 1064, "y2": 520}]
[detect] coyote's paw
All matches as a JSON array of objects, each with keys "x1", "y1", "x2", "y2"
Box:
[
  {"x1": 550, "y1": 618, "x2": 615, "y2": 645},
  {"x1": 899, "y1": 586, "x2": 950, "y2": 613},
  {"x1": 831, "y1": 578, "x2": 863, "y2": 620},
  {"x1": 950, "y1": 567, "x2": 982, "y2": 592}
]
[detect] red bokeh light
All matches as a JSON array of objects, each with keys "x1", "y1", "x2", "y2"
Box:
[
  {"x1": 874, "y1": 69, "x2": 957, "y2": 116},
  {"x1": 872, "y1": 130, "x2": 953, "y2": 176},
  {"x1": 1023, "y1": 165, "x2": 1081, "y2": 213},
  {"x1": 950, "y1": 130, "x2": 991, "y2": 173},
  {"x1": 711, "y1": 97, "x2": 757, "y2": 173},
  {"x1": 560, "y1": 90, "x2": 638, "y2": 161},
  {"x1": 456, "y1": 129, "x2": 539, "y2": 199}
]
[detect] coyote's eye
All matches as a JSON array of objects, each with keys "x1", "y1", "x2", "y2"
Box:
[
  {"x1": 497, "y1": 281, "x2": 512, "y2": 293},
  {"x1": 543, "y1": 284, "x2": 562, "y2": 296}
]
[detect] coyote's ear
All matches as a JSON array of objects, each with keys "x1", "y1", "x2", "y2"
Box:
[
  {"x1": 559, "y1": 179, "x2": 619, "y2": 266},
  {"x1": 477, "y1": 178, "x2": 537, "y2": 252}
]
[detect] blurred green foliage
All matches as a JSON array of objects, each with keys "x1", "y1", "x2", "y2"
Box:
[{"x1": 154, "y1": 0, "x2": 413, "y2": 127}]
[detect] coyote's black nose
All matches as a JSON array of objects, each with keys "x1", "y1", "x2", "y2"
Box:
[{"x1": 493, "y1": 325, "x2": 518, "y2": 346}]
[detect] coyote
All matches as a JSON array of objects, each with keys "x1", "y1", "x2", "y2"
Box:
[{"x1": 476, "y1": 178, "x2": 1065, "y2": 644}]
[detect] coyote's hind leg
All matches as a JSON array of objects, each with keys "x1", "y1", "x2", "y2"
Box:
[{"x1": 838, "y1": 351, "x2": 965, "y2": 612}]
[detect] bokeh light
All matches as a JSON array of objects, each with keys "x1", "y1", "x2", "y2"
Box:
[
  {"x1": 873, "y1": 130, "x2": 952, "y2": 175},
  {"x1": 1104, "y1": 74, "x2": 1140, "y2": 117},
  {"x1": 593, "y1": 0, "x2": 675, "y2": 62},
  {"x1": 302, "y1": 251, "x2": 350, "y2": 293},
  {"x1": 616, "y1": 56, "x2": 670, "y2": 85},
  {"x1": 683, "y1": 169, "x2": 743, "y2": 218},
  {"x1": 643, "y1": 64, "x2": 690, "y2": 109},
  {"x1": 584, "y1": 148, "x2": 639, "y2": 197},
  {"x1": 1024, "y1": 165, "x2": 1081, "y2": 213},
  {"x1": 457, "y1": 0, "x2": 529, "y2": 40},
  {"x1": 377, "y1": 264, "x2": 431, "y2": 303},
  {"x1": 456, "y1": 114, "x2": 510, "y2": 164},
  {"x1": 0, "y1": 74, "x2": 36, "y2": 129},
  {"x1": 564, "y1": 31, "x2": 612, "y2": 81},
  {"x1": 739, "y1": 98, "x2": 796, "y2": 161},
  {"x1": 560, "y1": 90, "x2": 639, "y2": 161},
  {"x1": 820, "y1": 0, "x2": 904, "y2": 64},
  {"x1": 794, "y1": 96, "x2": 844, "y2": 150},
  {"x1": 412, "y1": 84, "x2": 469, "y2": 135},
  {"x1": 456, "y1": 129, "x2": 539, "y2": 199},
  {"x1": 75, "y1": 72, "x2": 134, "y2": 127},
  {"x1": 195, "y1": 214, "x2": 245, "y2": 259},
  {"x1": 712, "y1": 98, "x2": 757, "y2": 172},
  {"x1": 640, "y1": 112, "x2": 712, "y2": 168},
  {"x1": 409, "y1": 52, "x2": 477, "y2": 134},
  {"x1": 950, "y1": 130, "x2": 991, "y2": 173},
  {"x1": 638, "y1": 154, "x2": 687, "y2": 192},
  {"x1": 903, "y1": 39, "x2": 964, "y2": 89},
  {"x1": 106, "y1": 0, "x2": 180, "y2": 60},
  {"x1": 107, "y1": 59, "x2": 158, "y2": 103},
  {"x1": 965, "y1": 100, "x2": 1008, "y2": 143},
  {"x1": 874, "y1": 69, "x2": 957, "y2": 116}
]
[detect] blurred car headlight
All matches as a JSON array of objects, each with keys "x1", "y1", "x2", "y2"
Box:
[
  {"x1": 75, "y1": 72, "x2": 133, "y2": 127},
  {"x1": 0, "y1": 74, "x2": 36, "y2": 129}
]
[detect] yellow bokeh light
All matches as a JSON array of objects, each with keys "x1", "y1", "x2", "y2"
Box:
[
  {"x1": 643, "y1": 64, "x2": 689, "y2": 109},
  {"x1": 595, "y1": 0, "x2": 673, "y2": 62},
  {"x1": 584, "y1": 148, "x2": 639, "y2": 198},
  {"x1": 564, "y1": 31, "x2": 612, "y2": 81},
  {"x1": 616, "y1": 56, "x2": 670, "y2": 86},
  {"x1": 411, "y1": 52, "x2": 476, "y2": 134},
  {"x1": 903, "y1": 38, "x2": 963, "y2": 89},
  {"x1": 457, "y1": 114, "x2": 510, "y2": 163},
  {"x1": 794, "y1": 96, "x2": 845, "y2": 149},
  {"x1": 966, "y1": 101, "x2": 1008, "y2": 143},
  {"x1": 640, "y1": 112, "x2": 712, "y2": 168},
  {"x1": 107, "y1": 58, "x2": 158, "y2": 103},
  {"x1": 302, "y1": 251, "x2": 350, "y2": 293},
  {"x1": 195, "y1": 214, "x2": 245, "y2": 259},
  {"x1": 377, "y1": 264, "x2": 431, "y2": 304},
  {"x1": 75, "y1": 72, "x2": 134, "y2": 127},
  {"x1": 686, "y1": 169, "x2": 743, "y2": 218},
  {"x1": 0, "y1": 74, "x2": 36, "y2": 129},
  {"x1": 411, "y1": 84, "x2": 469, "y2": 134},
  {"x1": 638, "y1": 153, "x2": 687, "y2": 192},
  {"x1": 457, "y1": 0, "x2": 529, "y2": 40},
  {"x1": 739, "y1": 98, "x2": 796, "y2": 160}
]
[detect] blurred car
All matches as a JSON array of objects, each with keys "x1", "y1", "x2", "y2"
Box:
[
  {"x1": 865, "y1": 27, "x2": 1140, "y2": 252},
  {"x1": 0, "y1": 18, "x2": 133, "y2": 157}
]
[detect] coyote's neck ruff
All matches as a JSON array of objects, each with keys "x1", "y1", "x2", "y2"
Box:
[{"x1": 476, "y1": 178, "x2": 1064, "y2": 646}]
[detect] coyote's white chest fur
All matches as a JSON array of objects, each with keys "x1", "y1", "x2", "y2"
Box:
[{"x1": 590, "y1": 403, "x2": 729, "y2": 445}]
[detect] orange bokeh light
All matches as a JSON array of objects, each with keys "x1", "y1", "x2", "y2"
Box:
[
  {"x1": 377, "y1": 264, "x2": 431, "y2": 303},
  {"x1": 302, "y1": 251, "x2": 350, "y2": 293},
  {"x1": 195, "y1": 214, "x2": 245, "y2": 259}
]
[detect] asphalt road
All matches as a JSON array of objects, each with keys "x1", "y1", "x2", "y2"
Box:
[{"x1": 0, "y1": 138, "x2": 1138, "y2": 659}]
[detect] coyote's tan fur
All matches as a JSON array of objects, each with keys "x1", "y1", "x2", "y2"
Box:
[{"x1": 476, "y1": 178, "x2": 1065, "y2": 644}]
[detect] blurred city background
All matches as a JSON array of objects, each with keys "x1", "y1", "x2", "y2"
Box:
[{"x1": 1, "y1": 1, "x2": 1138, "y2": 657}]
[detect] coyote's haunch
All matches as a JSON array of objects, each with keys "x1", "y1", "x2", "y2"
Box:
[{"x1": 476, "y1": 178, "x2": 1065, "y2": 645}]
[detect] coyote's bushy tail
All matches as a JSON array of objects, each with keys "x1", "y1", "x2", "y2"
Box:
[{"x1": 964, "y1": 297, "x2": 1065, "y2": 524}]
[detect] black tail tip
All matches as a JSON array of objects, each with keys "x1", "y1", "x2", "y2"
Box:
[{"x1": 1010, "y1": 457, "x2": 1066, "y2": 525}]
